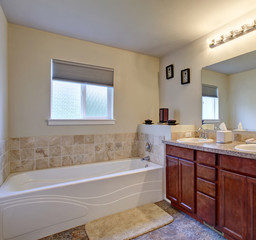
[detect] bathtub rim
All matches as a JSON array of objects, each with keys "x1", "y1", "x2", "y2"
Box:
[{"x1": 0, "y1": 158, "x2": 163, "y2": 199}]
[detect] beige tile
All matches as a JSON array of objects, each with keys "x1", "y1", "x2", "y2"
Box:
[
  {"x1": 35, "y1": 136, "x2": 49, "y2": 147},
  {"x1": 114, "y1": 151, "x2": 124, "y2": 160},
  {"x1": 85, "y1": 144, "x2": 95, "y2": 153},
  {"x1": 35, "y1": 148, "x2": 49, "y2": 159},
  {"x1": 138, "y1": 133, "x2": 145, "y2": 141},
  {"x1": 49, "y1": 157, "x2": 62, "y2": 168},
  {"x1": 233, "y1": 133, "x2": 242, "y2": 141},
  {"x1": 49, "y1": 136, "x2": 61, "y2": 146},
  {"x1": 74, "y1": 135, "x2": 84, "y2": 145},
  {"x1": 61, "y1": 136, "x2": 74, "y2": 146},
  {"x1": 73, "y1": 155, "x2": 86, "y2": 165},
  {"x1": 74, "y1": 144, "x2": 85, "y2": 154},
  {"x1": 95, "y1": 153, "x2": 104, "y2": 162},
  {"x1": 9, "y1": 150, "x2": 20, "y2": 161},
  {"x1": 95, "y1": 143, "x2": 104, "y2": 152},
  {"x1": 104, "y1": 151, "x2": 114, "y2": 161},
  {"x1": 145, "y1": 134, "x2": 154, "y2": 144},
  {"x1": 62, "y1": 146, "x2": 73, "y2": 156},
  {"x1": 114, "y1": 133, "x2": 125, "y2": 142},
  {"x1": 36, "y1": 158, "x2": 49, "y2": 170},
  {"x1": 9, "y1": 138, "x2": 20, "y2": 150},
  {"x1": 105, "y1": 134, "x2": 115, "y2": 143},
  {"x1": 123, "y1": 142, "x2": 131, "y2": 153},
  {"x1": 105, "y1": 142, "x2": 114, "y2": 152},
  {"x1": 115, "y1": 142, "x2": 123, "y2": 151},
  {"x1": 20, "y1": 137, "x2": 35, "y2": 149},
  {"x1": 50, "y1": 146, "x2": 61, "y2": 157},
  {"x1": 85, "y1": 152, "x2": 95, "y2": 163},
  {"x1": 21, "y1": 148, "x2": 35, "y2": 160},
  {"x1": 131, "y1": 142, "x2": 139, "y2": 157},
  {"x1": 123, "y1": 151, "x2": 132, "y2": 158},
  {"x1": 10, "y1": 160, "x2": 34, "y2": 173},
  {"x1": 94, "y1": 135, "x2": 105, "y2": 143},
  {"x1": 84, "y1": 135, "x2": 94, "y2": 144},
  {"x1": 62, "y1": 156, "x2": 73, "y2": 166}
]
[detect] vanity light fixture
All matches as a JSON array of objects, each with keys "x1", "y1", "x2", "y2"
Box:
[{"x1": 209, "y1": 19, "x2": 256, "y2": 48}]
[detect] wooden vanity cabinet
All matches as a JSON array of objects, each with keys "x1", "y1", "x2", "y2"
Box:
[
  {"x1": 166, "y1": 145, "x2": 195, "y2": 213},
  {"x1": 248, "y1": 177, "x2": 256, "y2": 240},
  {"x1": 219, "y1": 154, "x2": 256, "y2": 240},
  {"x1": 195, "y1": 151, "x2": 217, "y2": 227},
  {"x1": 166, "y1": 144, "x2": 256, "y2": 240}
]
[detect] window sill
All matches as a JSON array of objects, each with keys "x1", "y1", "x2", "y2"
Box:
[{"x1": 47, "y1": 119, "x2": 115, "y2": 126}]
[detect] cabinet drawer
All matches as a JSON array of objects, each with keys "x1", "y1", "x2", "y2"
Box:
[
  {"x1": 197, "y1": 164, "x2": 216, "y2": 182},
  {"x1": 219, "y1": 154, "x2": 256, "y2": 177},
  {"x1": 197, "y1": 178, "x2": 216, "y2": 198},
  {"x1": 196, "y1": 151, "x2": 216, "y2": 167},
  {"x1": 197, "y1": 191, "x2": 216, "y2": 226},
  {"x1": 166, "y1": 145, "x2": 194, "y2": 161}
]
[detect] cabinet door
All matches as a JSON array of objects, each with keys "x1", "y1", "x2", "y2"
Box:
[
  {"x1": 197, "y1": 191, "x2": 216, "y2": 226},
  {"x1": 166, "y1": 156, "x2": 179, "y2": 204},
  {"x1": 219, "y1": 170, "x2": 247, "y2": 240},
  {"x1": 248, "y1": 177, "x2": 256, "y2": 240},
  {"x1": 179, "y1": 159, "x2": 195, "y2": 213}
]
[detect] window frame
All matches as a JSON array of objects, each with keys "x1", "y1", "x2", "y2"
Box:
[
  {"x1": 202, "y1": 95, "x2": 220, "y2": 122},
  {"x1": 48, "y1": 60, "x2": 115, "y2": 126}
]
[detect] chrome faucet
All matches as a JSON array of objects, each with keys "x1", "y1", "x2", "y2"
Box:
[
  {"x1": 197, "y1": 127, "x2": 203, "y2": 138},
  {"x1": 197, "y1": 127, "x2": 208, "y2": 139},
  {"x1": 142, "y1": 156, "x2": 150, "y2": 162}
]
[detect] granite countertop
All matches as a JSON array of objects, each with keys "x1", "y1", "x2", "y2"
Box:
[{"x1": 163, "y1": 139, "x2": 256, "y2": 160}]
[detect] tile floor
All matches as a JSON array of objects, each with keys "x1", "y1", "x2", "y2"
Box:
[{"x1": 40, "y1": 200, "x2": 226, "y2": 240}]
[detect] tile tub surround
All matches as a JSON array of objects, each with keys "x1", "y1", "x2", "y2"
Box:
[
  {"x1": 137, "y1": 124, "x2": 197, "y2": 166},
  {"x1": 8, "y1": 133, "x2": 139, "y2": 173},
  {"x1": 0, "y1": 138, "x2": 9, "y2": 185},
  {"x1": 138, "y1": 132, "x2": 165, "y2": 166}
]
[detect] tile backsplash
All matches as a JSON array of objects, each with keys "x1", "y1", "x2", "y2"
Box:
[
  {"x1": 138, "y1": 133, "x2": 165, "y2": 166},
  {"x1": 0, "y1": 138, "x2": 9, "y2": 185},
  {"x1": 8, "y1": 133, "x2": 138, "y2": 173}
]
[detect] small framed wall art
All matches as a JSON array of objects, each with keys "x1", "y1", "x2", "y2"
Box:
[
  {"x1": 181, "y1": 68, "x2": 190, "y2": 84},
  {"x1": 166, "y1": 64, "x2": 174, "y2": 79}
]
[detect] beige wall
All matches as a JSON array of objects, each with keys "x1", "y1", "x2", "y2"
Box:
[
  {"x1": 0, "y1": 5, "x2": 8, "y2": 139},
  {"x1": 228, "y1": 69, "x2": 256, "y2": 131},
  {"x1": 160, "y1": 9, "x2": 256, "y2": 127},
  {"x1": 201, "y1": 69, "x2": 229, "y2": 126},
  {"x1": 8, "y1": 24, "x2": 159, "y2": 137}
]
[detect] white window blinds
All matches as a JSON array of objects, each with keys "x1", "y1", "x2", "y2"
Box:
[
  {"x1": 52, "y1": 59, "x2": 114, "y2": 87},
  {"x1": 202, "y1": 84, "x2": 218, "y2": 98}
]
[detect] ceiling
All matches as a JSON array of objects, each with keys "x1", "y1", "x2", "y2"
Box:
[{"x1": 1, "y1": 0, "x2": 256, "y2": 57}]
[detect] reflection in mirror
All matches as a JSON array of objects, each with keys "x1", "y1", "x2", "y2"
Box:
[{"x1": 202, "y1": 50, "x2": 256, "y2": 131}]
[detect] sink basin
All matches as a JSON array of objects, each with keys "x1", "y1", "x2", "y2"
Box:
[
  {"x1": 177, "y1": 138, "x2": 214, "y2": 143},
  {"x1": 235, "y1": 144, "x2": 256, "y2": 152}
]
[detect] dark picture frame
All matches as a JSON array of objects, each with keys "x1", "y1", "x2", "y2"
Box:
[
  {"x1": 181, "y1": 68, "x2": 190, "y2": 84},
  {"x1": 166, "y1": 64, "x2": 174, "y2": 79}
]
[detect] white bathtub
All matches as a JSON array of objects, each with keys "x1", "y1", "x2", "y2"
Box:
[{"x1": 0, "y1": 158, "x2": 163, "y2": 240}]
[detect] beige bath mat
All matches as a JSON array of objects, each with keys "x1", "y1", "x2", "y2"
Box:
[{"x1": 85, "y1": 203, "x2": 174, "y2": 240}]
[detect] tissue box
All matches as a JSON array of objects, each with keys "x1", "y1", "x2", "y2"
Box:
[{"x1": 216, "y1": 130, "x2": 232, "y2": 143}]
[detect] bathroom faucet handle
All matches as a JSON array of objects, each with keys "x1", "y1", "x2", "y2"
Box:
[{"x1": 142, "y1": 156, "x2": 150, "y2": 161}]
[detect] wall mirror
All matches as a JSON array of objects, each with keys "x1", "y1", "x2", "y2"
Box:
[{"x1": 201, "y1": 50, "x2": 256, "y2": 131}]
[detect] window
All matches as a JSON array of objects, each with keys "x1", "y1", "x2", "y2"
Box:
[
  {"x1": 49, "y1": 59, "x2": 114, "y2": 125},
  {"x1": 202, "y1": 84, "x2": 219, "y2": 121}
]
